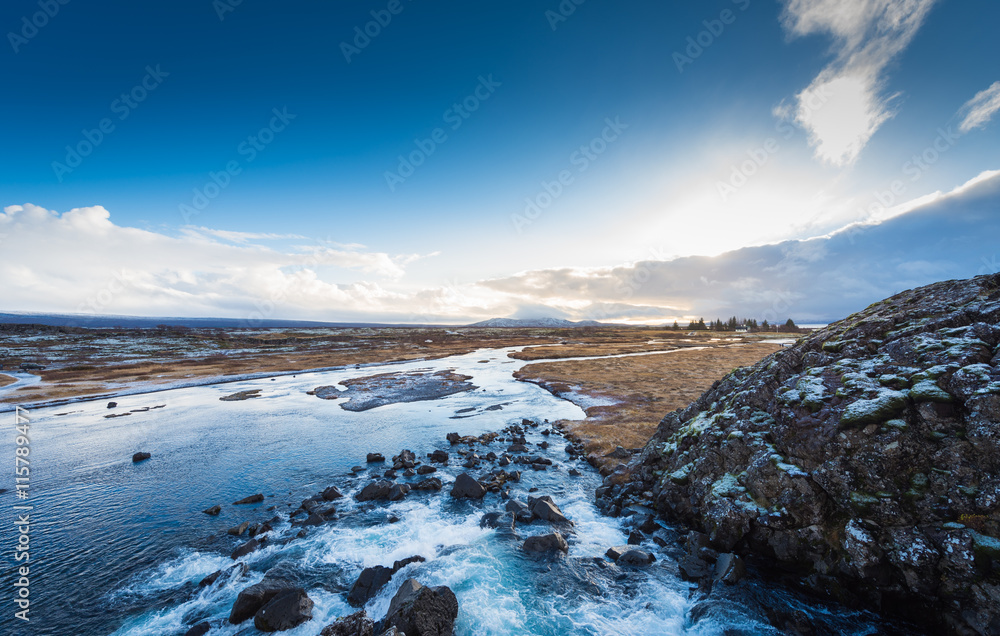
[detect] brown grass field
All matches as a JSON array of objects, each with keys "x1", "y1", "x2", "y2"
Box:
[{"x1": 514, "y1": 341, "x2": 783, "y2": 470}]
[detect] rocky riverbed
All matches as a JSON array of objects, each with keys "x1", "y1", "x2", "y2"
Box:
[{"x1": 606, "y1": 273, "x2": 1000, "y2": 635}]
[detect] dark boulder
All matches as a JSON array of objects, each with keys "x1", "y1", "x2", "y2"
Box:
[
  {"x1": 229, "y1": 577, "x2": 295, "y2": 624},
  {"x1": 523, "y1": 532, "x2": 569, "y2": 554},
  {"x1": 107, "y1": 401, "x2": 117, "y2": 409},
  {"x1": 428, "y1": 449, "x2": 449, "y2": 463},
  {"x1": 233, "y1": 493, "x2": 264, "y2": 505},
  {"x1": 254, "y1": 588, "x2": 313, "y2": 632},
  {"x1": 367, "y1": 453, "x2": 386, "y2": 463},
  {"x1": 450, "y1": 473, "x2": 485, "y2": 499},
  {"x1": 184, "y1": 622, "x2": 210, "y2": 636},
  {"x1": 200, "y1": 562, "x2": 248, "y2": 587},
  {"x1": 203, "y1": 504, "x2": 222, "y2": 516},
  {"x1": 356, "y1": 481, "x2": 394, "y2": 502},
  {"x1": 379, "y1": 578, "x2": 459, "y2": 636},
  {"x1": 612, "y1": 274, "x2": 1000, "y2": 634},
  {"x1": 617, "y1": 549, "x2": 655, "y2": 566},
  {"x1": 348, "y1": 566, "x2": 395, "y2": 607},
  {"x1": 387, "y1": 483, "x2": 410, "y2": 501},
  {"x1": 132, "y1": 452, "x2": 151, "y2": 463},
  {"x1": 321, "y1": 485, "x2": 344, "y2": 501},
  {"x1": 227, "y1": 520, "x2": 250, "y2": 536},
  {"x1": 417, "y1": 465, "x2": 437, "y2": 475},
  {"x1": 231, "y1": 537, "x2": 265, "y2": 560},
  {"x1": 321, "y1": 610, "x2": 375, "y2": 636},
  {"x1": 412, "y1": 478, "x2": 443, "y2": 491},
  {"x1": 714, "y1": 552, "x2": 746, "y2": 584}
]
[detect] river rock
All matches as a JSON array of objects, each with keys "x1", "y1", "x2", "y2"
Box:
[
  {"x1": 388, "y1": 483, "x2": 410, "y2": 501},
  {"x1": 379, "y1": 578, "x2": 459, "y2": 636},
  {"x1": 450, "y1": 473, "x2": 486, "y2": 499},
  {"x1": 529, "y1": 497, "x2": 571, "y2": 524},
  {"x1": 504, "y1": 499, "x2": 533, "y2": 524},
  {"x1": 183, "y1": 622, "x2": 210, "y2": 636},
  {"x1": 203, "y1": 504, "x2": 222, "y2": 516},
  {"x1": 254, "y1": 587, "x2": 313, "y2": 632},
  {"x1": 348, "y1": 566, "x2": 395, "y2": 607},
  {"x1": 523, "y1": 532, "x2": 569, "y2": 554},
  {"x1": 417, "y1": 465, "x2": 437, "y2": 475},
  {"x1": 233, "y1": 493, "x2": 264, "y2": 505},
  {"x1": 412, "y1": 477, "x2": 443, "y2": 491},
  {"x1": 429, "y1": 449, "x2": 449, "y2": 463},
  {"x1": 714, "y1": 552, "x2": 746, "y2": 584},
  {"x1": 227, "y1": 521, "x2": 250, "y2": 536},
  {"x1": 612, "y1": 274, "x2": 1000, "y2": 634},
  {"x1": 322, "y1": 485, "x2": 344, "y2": 501},
  {"x1": 231, "y1": 536, "x2": 265, "y2": 559},
  {"x1": 367, "y1": 453, "x2": 386, "y2": 463},
  {"x1": 200, "y1": 561, "x2": 248, "y2": 587},
  {"x1": 229, "y1": 577, "x2": 295, "y2": 624},
  {"x1": 617, "y1": 549, "x2": 655, "y2": 566},
  {"x1": 321, "y1": 610, "x2": 375, "y2": 636},
  {"x1": 131, "y1": 452, "x2": 151, "y2": 462},
  {"x1": 357, "y1": 480, "x2": 394, "y2": 502}
]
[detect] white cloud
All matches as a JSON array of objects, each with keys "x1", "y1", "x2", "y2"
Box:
[
  {"x1": 778, "y1": 0, "x2": 938, "y2": 166},
  {"x1": 0, "y1": 204, "x2": 440, "y2": 321},
  {"x1": 958, "y1": 81, "x2": 1000, "y2": 133},
  {"x1": 2, "y1": 171, "x2": 997, "y2": 325}
]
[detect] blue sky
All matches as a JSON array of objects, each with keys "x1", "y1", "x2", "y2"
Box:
[{"x1": 1, "y1": 0, "x2": 999, "y2": 323}]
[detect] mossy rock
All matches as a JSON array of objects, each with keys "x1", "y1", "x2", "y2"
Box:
[
  {"x1": 909, "y1": 380, "x2": 954, "y2": 403},
  {"x1": 840, "y1": 391, "x2": 908, "y2": 427}
]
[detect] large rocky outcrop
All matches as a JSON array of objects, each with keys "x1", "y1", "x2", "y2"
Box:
[{"x1": 605, "y1": 274, "x2": 1000, "y2": 635}]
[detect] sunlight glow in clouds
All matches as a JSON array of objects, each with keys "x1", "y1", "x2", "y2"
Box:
[{"x1": 779, "y1": 0, "x2": 938, "y2": 166}]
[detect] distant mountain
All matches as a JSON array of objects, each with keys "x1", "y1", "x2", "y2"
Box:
[{"x1": 467, "y1": 317, "x2": 608, "y2": 328}]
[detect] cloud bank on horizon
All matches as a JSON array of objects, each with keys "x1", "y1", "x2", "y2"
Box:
[{"x1": 3, "y1": 170, "x2": 998, "y2": 325}]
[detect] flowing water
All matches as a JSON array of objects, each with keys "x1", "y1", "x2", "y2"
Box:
[{"x1": 1, "y1": 347, "x2": 888, "y2": 635}]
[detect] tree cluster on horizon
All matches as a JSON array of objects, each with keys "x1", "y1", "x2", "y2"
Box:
[{"x1": 668, "y1": 317, "x2": 802, "y2": 333}]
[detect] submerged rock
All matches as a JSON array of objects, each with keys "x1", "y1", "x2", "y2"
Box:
[
  {"x1": 613, "y1": 273, "x2": 1000, "y2": 634},
  {"x1": 131, "y1": 452, "x2": 151, "y2": 463},
  {"x1": 233, "y1": 493, "x2": 264, "y2": 505},
  {"x1": 183, "y1": 622, "x2": 210, "y2": 636},
  {"x1": 202, "y1": 504, "x2": 221, "y2": 516}
]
